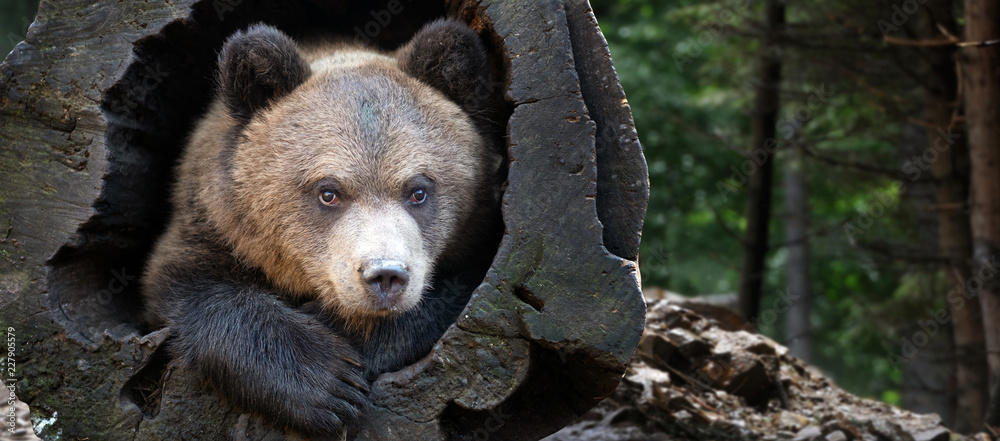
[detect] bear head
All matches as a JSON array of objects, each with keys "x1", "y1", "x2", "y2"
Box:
[{"x1": 200, "y1": 20, "x2": 501, "y2": 331}]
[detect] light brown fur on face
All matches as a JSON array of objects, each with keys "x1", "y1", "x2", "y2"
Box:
[{"x1": 145, "y1": 42, "x2": 494, "y2": 333}]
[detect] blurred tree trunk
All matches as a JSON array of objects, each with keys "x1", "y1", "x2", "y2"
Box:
[
  {"x1": 738, "y1": 0, "x2": 784, "y2": 323},
  {"x1": 962, "y1": 0, "x2": 1000, "y2": 428},
  {"x1": 918, "y1": 0, "x2": 989, "y2": 431},
  {"x1": 784, "y1": 146, "x2": 810, "y2": 362},
  {"x1": 928, "y1": 92, "x2": 987, "y2": 433},
  {"x1": 989, "y1": 379, "x2": 1000, "y2": 428}
]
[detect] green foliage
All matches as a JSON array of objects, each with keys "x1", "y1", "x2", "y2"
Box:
[
  {"x1": 881, "y1": 389, "x2": 902, "y2": 406},
  {"x1": 594, "y1": 0, "x2": 751, "y2": 294},
  {"x1": 0, "y1": 0, "x2": 38, "y2": 58}
]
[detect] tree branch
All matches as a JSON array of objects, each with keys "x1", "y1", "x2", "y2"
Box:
[
  {"x1": 854, "y1": 239, "x2": 948, "y2": 264},
  {"x1": 883, "y1": 35, "x2": 1000, "y2": 48},
  {"x1": 799, "y1": 145, "x2": 915, "y2": 181}
]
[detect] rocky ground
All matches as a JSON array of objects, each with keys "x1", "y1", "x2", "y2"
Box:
[{"x1": 544, "y1": 299, "x2": 995, "y2": 441}]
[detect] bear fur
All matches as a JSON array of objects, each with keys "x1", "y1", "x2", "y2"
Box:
[{"x1": 140, "y1": 19, "x2": 503, "y2": 436}]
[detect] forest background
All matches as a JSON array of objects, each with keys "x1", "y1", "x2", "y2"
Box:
[{"x1": 3, "y1": 0, "x2": 998, "y2": 433}]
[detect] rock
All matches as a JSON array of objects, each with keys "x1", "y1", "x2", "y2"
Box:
[
  {"x1": 745, "y1": 340, "x2": 780, "y2": 356},
  {"x1": 775, "y1": 411, "x2": 810, "y2": 432},
  {"x1": 825, "y1": 431, "x2": 848, "y2": 441},
  {"x1": 867, "y1": 420, "x2": 915, "y2": 441},
  {"x1": 720, "y1": 352, "x2": 774, "y2": 405},
  {"x1": 638, "y1": 332, "x2": 677, "y2": 365},
  {"x1": 625, "y1": 363, "x2": 673, "y2": 404},
  {"x1": 665, "y1": 328, "x2": 712, "y2": 359},
  {"x1": 699, "y1": 360, "x2": 732, "y2": 388},
  {"x1": 794, "y1": 426, "x2": 823, "y2": 441},
  {"x1": 821, "y1": 416, "x2": 863, "y2": 440},
  {"x1": 709, "y1": 328, "x2": 788, "y2": 358},
  {"x1": 912, "y1": 428, "x2": 950, "y2": 441},
  {"x1": 649, "y1": 303, "x2": 697, "y2": 331}
]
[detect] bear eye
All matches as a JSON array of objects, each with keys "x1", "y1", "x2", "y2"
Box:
[
  {"x1": 319, "y1": 190, "x2": 340, "y2": 206},
  {"x1": 409, "y1": 188, "x2": 427, "y2": 205}
]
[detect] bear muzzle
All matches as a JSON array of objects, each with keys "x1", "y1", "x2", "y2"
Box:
[{"x1": 361, "y1": 259, "x2": 410, "y2": 310}]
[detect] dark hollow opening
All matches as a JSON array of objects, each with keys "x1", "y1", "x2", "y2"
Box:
[{"x1": 440, "y1": 345, "x2": 598, "y2": 441}]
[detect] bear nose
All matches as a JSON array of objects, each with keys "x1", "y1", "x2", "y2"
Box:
[{"x1": 361, "y1": 260, "x2": 409, "y2": 308}]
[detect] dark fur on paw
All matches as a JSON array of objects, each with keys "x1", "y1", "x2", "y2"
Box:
[{"x1": 174, "y1": 288, "x2": 370, "y2": 436}]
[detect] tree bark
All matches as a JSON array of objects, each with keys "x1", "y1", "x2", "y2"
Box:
[
  {"x1": 928, "y1": 113, "x2": 987, "y2": 433},
  {"x1": 962, "y1": 0, "x2": 1000, "y2": 428},
  {"x1": 738, "y1": 0, "x2": 784, "y2": 323}
]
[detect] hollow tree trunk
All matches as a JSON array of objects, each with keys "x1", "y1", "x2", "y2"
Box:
[
  {"x1": 738, "y1": 0, "x2": 784, "y2": 323},
  {"x1": 0, "y1": 0, "x2": 649, "y2": 439}
]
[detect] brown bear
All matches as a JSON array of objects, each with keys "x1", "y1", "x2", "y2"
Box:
[{"x1": 140, "y1": 19, "x2": 503, "y2": 436}]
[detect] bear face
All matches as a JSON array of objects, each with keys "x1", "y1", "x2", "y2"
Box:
[
  {"x1": 140, "y1": 19, "x2": 502, "y2": 436},
  {"x1": 215, "y1": 43, "x2": 490, "y2": 330},
  {"x1": 146, "y1": 21, "x2": 500, "y2": 329}
]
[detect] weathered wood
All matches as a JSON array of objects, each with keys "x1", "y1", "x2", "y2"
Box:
[{"x1": 0, "y1": 0, "x2": 648, "y2": 439}]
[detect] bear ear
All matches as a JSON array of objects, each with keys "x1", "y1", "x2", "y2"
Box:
[
  {"x1": 217, "y1": 24, "x2": 311, "y2": 120},
  {"x1": 397, "y1": 19, "x2": 493, "y2": 115}
]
